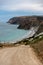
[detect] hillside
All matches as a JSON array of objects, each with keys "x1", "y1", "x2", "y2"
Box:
[
  {"x1": 36, "y1": 22, "x2": 43, "y2": 34},
  {"x1": 8, "y1": 16, "x2": 43, "y2": 34}
]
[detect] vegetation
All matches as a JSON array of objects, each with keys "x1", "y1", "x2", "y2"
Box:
[
  {"x1": 0, "y1": 34, "x2": 43, "y2": 47},
  {"x1": 31, "y1": 41, "x2": 43, "y2": 63},
  {"x1": 17, "y1": 34, "x2": 43, "y2": 45}
]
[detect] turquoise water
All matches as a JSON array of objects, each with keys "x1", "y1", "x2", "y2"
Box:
[{"x1": 0, "y1": 22, "x2": 29, "y2": 42}]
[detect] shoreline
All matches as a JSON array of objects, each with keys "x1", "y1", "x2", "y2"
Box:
[
  {"x1": 0, "y1": 27, "x2": 40, "y2": 44},
  {"x1": 0, "y1": 33, "x2": 43, "y2": 47},
  {"x1": 0, "y1": 32, "x2": 43, "y2": 44}
]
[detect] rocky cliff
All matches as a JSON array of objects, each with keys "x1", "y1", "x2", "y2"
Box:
[{"x1": 8, "y1": 16, "x2": 43, "y2": 34}]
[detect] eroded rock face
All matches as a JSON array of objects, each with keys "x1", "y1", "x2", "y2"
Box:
[
  {"x1": 8, "y1": 16, "x2": 43, "y2": 33},
  {"x1": 36, "y1": 22, "x2": 43, "y2": 34}
]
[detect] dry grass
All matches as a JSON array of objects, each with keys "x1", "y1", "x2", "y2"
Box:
[{"x1": 30, "y1": 40, "x2": 43, "y2": 63}]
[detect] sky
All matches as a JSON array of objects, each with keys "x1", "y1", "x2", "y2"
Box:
[{"x1": 0, "y1": 0, "x2": 43, "y2": 22}]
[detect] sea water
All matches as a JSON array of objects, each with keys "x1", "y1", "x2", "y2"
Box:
[{"x1": 0, "y1": 22, "x2": 29, "y2": 43}]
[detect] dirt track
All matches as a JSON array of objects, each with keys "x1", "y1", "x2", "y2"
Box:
[{"x1": 0, "y1": 45, "x2": 42, "y2": 65}]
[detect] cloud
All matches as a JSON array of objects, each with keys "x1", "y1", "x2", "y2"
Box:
[{"x1": 0, "y1": 0, "x2": 43, "y2": 12}]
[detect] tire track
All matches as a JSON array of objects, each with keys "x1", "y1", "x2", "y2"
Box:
[{"x1": 0, "y1": 45, "x2": 42, "y2": 65}]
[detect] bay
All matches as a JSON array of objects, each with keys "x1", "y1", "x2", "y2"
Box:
[{"x1": 0, "y1": 22, "x2": 29, "y2": 43}]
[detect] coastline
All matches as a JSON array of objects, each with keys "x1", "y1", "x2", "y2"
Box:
[{"x1": 0, "y1": 32, "x2": 43, "y2": 47}]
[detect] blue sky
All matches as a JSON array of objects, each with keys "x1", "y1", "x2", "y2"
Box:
[{"x1": 0, "y1": 0, "x2": 43, "y2": 22}]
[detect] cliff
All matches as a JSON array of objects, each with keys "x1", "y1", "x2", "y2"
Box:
[{"x1": 8, "y1": 16, "x2": 43, "y2": 34}]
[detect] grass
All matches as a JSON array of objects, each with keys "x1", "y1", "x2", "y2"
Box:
[
  {"x1": 30, "y1": 40, "x2": 43, "y2": 64},
  {"x1": 30, "y1": 35, "x2": 43, "y2": 64}
]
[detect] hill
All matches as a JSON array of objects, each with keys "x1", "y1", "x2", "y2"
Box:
[{"x1": 8, "y1": 16, "x2": 43, "y2": 34}]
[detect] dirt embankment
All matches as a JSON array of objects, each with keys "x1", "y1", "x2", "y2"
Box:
[
  {"x1": 0, "y1": 45, "x2": 42, "y2": 65},
  {"x1": 30, "y1": 40, "x2": 43, "y2": 64}
]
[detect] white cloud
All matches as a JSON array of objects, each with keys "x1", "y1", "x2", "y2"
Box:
[{"x1": 0, "y1": 0, "x2": 43, "y2": 12}]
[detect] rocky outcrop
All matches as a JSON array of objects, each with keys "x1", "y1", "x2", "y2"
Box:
[{"x1": 8, "y1": 16, "x2": 43, "y2": 34}]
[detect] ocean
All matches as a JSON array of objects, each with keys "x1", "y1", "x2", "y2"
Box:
[{"x1": 0, "y1": 22, "x2": 30, "y2": 43}]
